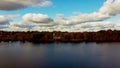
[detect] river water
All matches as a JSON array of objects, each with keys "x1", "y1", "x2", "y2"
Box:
[{"x1": 0, "y1": 42, "x2": 120, "y2": 68}]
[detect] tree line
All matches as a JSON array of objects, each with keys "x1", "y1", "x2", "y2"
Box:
[{"x1": 0, "y1": 30, "x2": 120, "y2": 43}]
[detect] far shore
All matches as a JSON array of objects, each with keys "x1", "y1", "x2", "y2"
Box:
[{"x1": 0, "y1": 30, "x2": 120, "y2": 43}]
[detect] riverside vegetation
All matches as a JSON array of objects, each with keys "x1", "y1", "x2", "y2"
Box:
[{"x1": 0, "y1": 30, "x2": 120, "y2": 43}]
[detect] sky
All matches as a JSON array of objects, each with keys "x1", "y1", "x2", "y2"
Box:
[{"x1": 0, "y1": 0, "x2": 120, "y2": 32}]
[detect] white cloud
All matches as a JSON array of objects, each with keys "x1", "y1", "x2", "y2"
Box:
[
  {"x1": 35, "y1": 0, "x2": 52, "y2": 7},
  {"x1": 23, "y1": 13, "x2": 54, "y2": 23},
  {"x1": 9, "y1": 26, "x2": 29, "y2": 31},
  {"x1": 9, "y1": 13, "x2": 56, "y2": 31},
  {"x1": 0, "y1": 15, "x2": 19, "y2": 30},
  {"x1": 99, "y1": 0, "x2": 120, "y2": 16},
  {"x1": 72, "y1": 12, "x2": 81, "y2": 15},
  {"x1": 11, "y1": 21, "x2": 37, "y2": 29},
  {"x1": 10, "y1": 22, "x2": 35, "y2": 31},
  {"x1": 54, "y1": 0, "x2": 120, "y2": 32},
  {"x1": 56, "y1": 14, "x2": 64, "y2": 19},
  {"x1": 56, "y1": 12, "x2": 110, "y2": 25},
  {"x1": 72, "y1": 21, "x2": 115, "y2": 32},
  {"x1": 0, "y1": 15, "x2": 18, "y2": 25},
  {"x1": 0, "y1": 0, "x2": 52, "y2": 10},
  {"x1": 38, "y1": 23, "x2": 57, "y2": 27},
  {"x1": 56, "y1": 0, "x2": 120, "y2": 25},
  {"x1": 8, "y1": 20, "x2": 120, "y2": 32},
  {"x1": 0, "y1": 16, "x2": 10, "y2": 25},
  {"x1": 2, "y1": 0, "x2": 120, "y2": 32}
]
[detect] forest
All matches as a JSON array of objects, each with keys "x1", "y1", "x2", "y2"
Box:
[{"x1": 0, "y1": 30, "x2": 120, "y2": 43}]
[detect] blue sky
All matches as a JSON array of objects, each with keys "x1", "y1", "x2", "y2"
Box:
[
  {"x1": 0, "y1": 0, "x2": 120, "y2": 32},
  {"x1": 0, "y1": 0, "x2": 105, "y2": 19}
]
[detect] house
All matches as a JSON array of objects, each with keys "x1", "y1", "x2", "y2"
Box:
[{"x1": 53, "y1": 33, "x2": 61, "y2": 40}]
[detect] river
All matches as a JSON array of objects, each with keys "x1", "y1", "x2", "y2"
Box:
[{"x1": 0, "y1": 42, "x2": 120, "y2": 68}]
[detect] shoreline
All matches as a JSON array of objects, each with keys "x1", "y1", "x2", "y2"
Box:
[{"x1": 0, "y1": 30, "x2": 120, "y2": 43}]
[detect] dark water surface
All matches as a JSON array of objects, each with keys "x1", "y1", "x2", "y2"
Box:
[{"x1": 0, "y1": 42, "x2": 120, "y2": 68}]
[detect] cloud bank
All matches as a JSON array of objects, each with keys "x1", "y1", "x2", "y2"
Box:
[
  {"x1": 10, "y1": 13, "x2": 56, "y2": 31},
  {"x1": 0, "y1": 0, "x2": 52, "y2": 10},
  {"x1": 56, "y1": 0, "x2": 120, "y2": 25},
  {"x1": 0, "y1": 0, "x2": 120, "y2": 32}
]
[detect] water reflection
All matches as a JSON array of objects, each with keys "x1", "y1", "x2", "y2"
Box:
[{"x1": 0, "y1": 42, "x2": 120, "y2": 68}]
